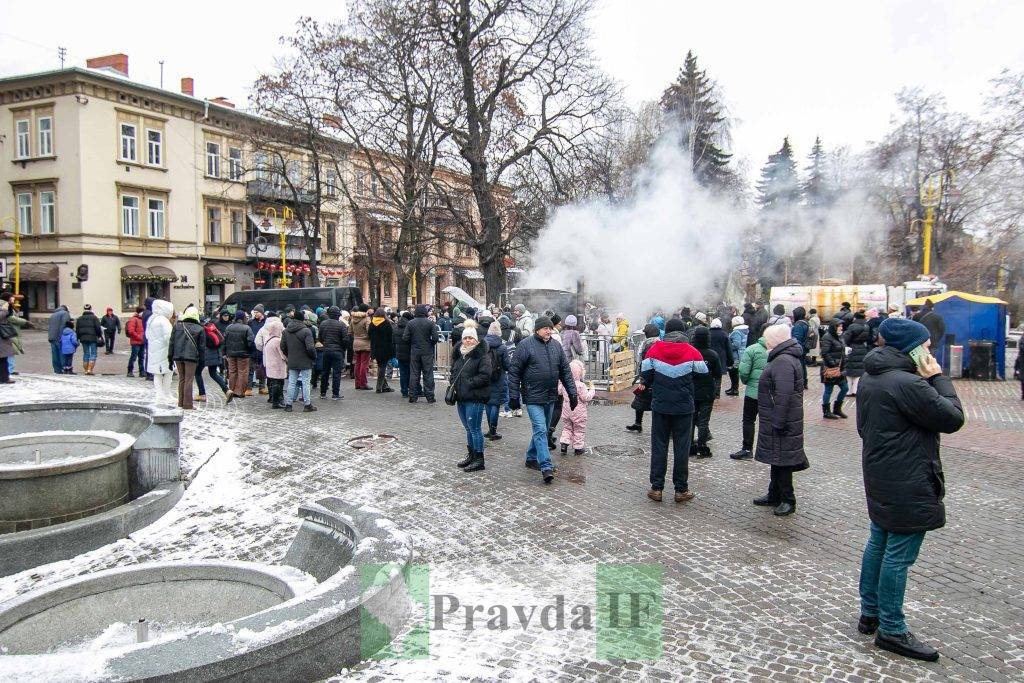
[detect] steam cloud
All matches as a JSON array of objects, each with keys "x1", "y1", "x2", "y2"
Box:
[{"x1": 524, "y1": 131, "x2": 887, "y2": 326}]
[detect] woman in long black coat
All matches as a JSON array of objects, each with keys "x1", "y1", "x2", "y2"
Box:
[
  {"x1": 367, "y1": 311, "x2": 395, "y2": 393},
  {"x1": 627, "y1": 324, "x2": 661, "y2": 432},
  {"x1": 754, "y1": 324, "x2": 808, "y2": 516},
  {"x1": 819, "y1": 319, "x2": 850, "y2": 419},
  {"x1": 843, "y1": 312, "x2": 875, "y2": 396}
]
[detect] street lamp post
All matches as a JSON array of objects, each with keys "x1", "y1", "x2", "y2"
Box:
[{"x1": 905, "y1": 170, "x2": 960, "y2": 277}]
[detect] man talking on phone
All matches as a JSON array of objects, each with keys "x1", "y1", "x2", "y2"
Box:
[{"x1": 854, "y1": 317, "x2": 964, "y2": 662}]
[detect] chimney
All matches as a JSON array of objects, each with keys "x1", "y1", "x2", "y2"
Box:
[
  {"x1": 180, "y1": 77, "x2": 194, "y2": 96},
  {"x1": 86, "y1": 53, "x2": 129, "y2": 77},
  {"x1": 210, "y1": 96, "x2": 235, "y2": 109}
]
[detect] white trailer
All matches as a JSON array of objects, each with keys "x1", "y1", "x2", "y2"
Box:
[{"x1": 770, "y1": 280, "x2": 946, "y2": 321}]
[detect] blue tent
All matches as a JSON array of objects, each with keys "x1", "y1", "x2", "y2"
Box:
[{"x1": 906, "y1": 291, "x2": 1008, "y2": 379}]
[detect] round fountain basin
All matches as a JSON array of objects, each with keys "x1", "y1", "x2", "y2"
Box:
[
  {"x1": 0, "y1": 431, "x2": 135, "y2": 533},
  {"x1": 0, "y1": 561, "x2": 310, "y2": 656}
]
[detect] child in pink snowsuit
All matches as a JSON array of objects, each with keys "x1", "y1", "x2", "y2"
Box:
[{"x1": 559, "y1": 359, "x2": 595, "y2": 455}]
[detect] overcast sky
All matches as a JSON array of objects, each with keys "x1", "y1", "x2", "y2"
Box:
[{"x1": 2, "y1": 0, "x2": 1023, "y2": 179}]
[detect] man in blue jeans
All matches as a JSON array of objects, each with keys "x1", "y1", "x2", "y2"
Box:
[
  {"x1": 47, "y1": 305, "x2": 71, "y2": 373},
  {"x1": 856, "y1": 317, "x2": 964, "y2": 661},
  {"x1": 507, "y1": 316, "x2": 578, "y2": 485},
  {"x1": 279, "y1": 313, "x2": 318, "y2": 413}
]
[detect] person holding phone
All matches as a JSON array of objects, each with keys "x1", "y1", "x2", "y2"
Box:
[{"x1": 855, "y1": 317, "x2": 965, "y2": 662}]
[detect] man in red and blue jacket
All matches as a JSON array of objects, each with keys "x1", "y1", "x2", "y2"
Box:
[{"x1": 638, "y1": 317, "x2": 708, "y2": 503}]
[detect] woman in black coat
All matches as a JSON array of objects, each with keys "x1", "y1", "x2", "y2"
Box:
[
  {"x1": 367, "y1": 311, "x2": 395, "y2": 393},
  {"x1": 819, "y1": 319, "x2": 849, "y2": 419},
  {"x1": 451, "y1": 328, "x2": 493, "y2": 473},
  {"x1": 627, "y1": 324, "x2": 661, "y2": 433},
  {"x1": 754, "y1": 324, "x2": 808, "y2": 516},
  {"x1": 843, "y1": 312, "x2": 875, "y2": 396}
]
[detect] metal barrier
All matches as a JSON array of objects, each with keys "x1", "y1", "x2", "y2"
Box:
[{"x1": 434, "y1": 331, "x2": 453, "y2": 377}]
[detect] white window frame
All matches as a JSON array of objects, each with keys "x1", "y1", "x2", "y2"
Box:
[
  {"x1": 254, "y1": 151, "x2": 268, "y2": 181},
  {"x1": 326, "y1": 220, "x2": 337, "y2": 251},
  {"x1": 37, "y1": 116, "x2": 53, "y2": 156},
  {"x1": 207, "y1": 207, "x2": 221, "y2": 243},
  {"x1": 121, "y1": 195, "x2": 140, "y2": 237},
  {"x1": 286, "y1": 160, "x2": 300, "y2": 188},
  {"x1": 16, "y1": 192, "x2": 32, "y2": 234},
  {"x1": 120, "y1": 123, "x2": 137, "y2": 162},
  {"x1": 148, "y1": 198, "x2": 165, "y2": 238},
  {"x1": 230, "y1": 209, "x2": 243, "y2": 244},
  {"x1": 206, "y1": 142, "x2": 220, "y2": 178},
  {"x1": 39, "y1": 191, "x2": 55, "y2": 234},
  {"x1": 228, "y1": 147, "x2": 242, "y2": 181},
  {"x1": 146, "y1": 129, "x2": 162, "y2": 166},
  {"x1": 15, "y1": 120, "x2": 30, "y2": 158},
  {"x1": 326, "y1": 170, "x2": 338, "y2": 197}
]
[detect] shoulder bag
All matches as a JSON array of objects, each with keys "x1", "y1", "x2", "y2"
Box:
[{"x1": 445, "y1": 358, "x2": 470, "y2": 406}]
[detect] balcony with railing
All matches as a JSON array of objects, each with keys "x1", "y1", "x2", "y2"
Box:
[{"x1": 246, "y1": 179, "x2": 316, "y2": 205}]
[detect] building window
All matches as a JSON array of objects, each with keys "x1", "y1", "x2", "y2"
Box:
[
  {"x1": 207, "y1": 207, "x2": 221, "y2": 243},
  {"x1": 120, "y1": 123, "x2": 137, "y2": 161},
  {"x1": 39, "y1": 191, "x2": 55, "y2": 234},
  {"x1": 356, "y1": 171, "x2": 366, "y2": 196},
  {"x1": 383, "y1": 275, "x2": 392, "y2": 297},
  {"x1": 326, "y1": 170, "x2": 338, "y2": 197},
  {"x1": 147, "y1": 130, "x2": 162, "y2": 166},
  {"x1": 230, "y1": 209, "x2": 243, "y2": 244},
  {"x1": 121, "y1": 195, "x2": 140, "y2": 236},
  {"x1": 228, "y1": 147, "x2": 242, "y2": 181},
  {"x1": 37, "y1": 117, "x2": 53, "y2": 156},
  {"x1": 16, "y1": 193, "x2": 32, "y2": 234},
  {"x1": 271, "y1": 156, "x2": 286, "y2": 189},
  {"x1": 286, "y1": 160, "x2": 301, "y2": 187},
  {"x1": 371, "y1": 175, "x2": 379, "y2": 197},
  {"x1": 326, "y1": 220, "x2": 337, "y2": 251},
  {"x1": 148, "y1": 198, "x2": 165, "y2": 238},
  {"x1": 15, "y1": 120, "x2": 30, "y2": 158},
  {"x1": 254, "y1": 151, "x2": 268, "y2": 180},
  {"x1": 206, "y1": 142, "x2": 220, "y2": 177}
]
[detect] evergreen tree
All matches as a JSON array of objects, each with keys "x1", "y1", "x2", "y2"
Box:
[
  {"x1": 756, "y1": 137, "x2": 800, "y2": 209},
  {"x1": 660, "y1": 51, "x2": 733, "y2": 188},
  {"x1": 802, "y1": 136, "x2": 831, "y2": 207}
]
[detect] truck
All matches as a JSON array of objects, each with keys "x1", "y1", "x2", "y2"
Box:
[{"x1": 770, "y1": 278, "x2": 947, "y2": 321}]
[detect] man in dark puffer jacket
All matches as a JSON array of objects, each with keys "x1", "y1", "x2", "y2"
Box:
[
  {"x1": 281, "y1": 314, "x2": 317, "y2": 412},
  {"x1": 223, "y1": 310, "x2": 254, "y2": 401},
  {"x1": 317, "y1": 306, "x2": 349, "y2": 401},
  {"x1": 507, "y1": 316, "x2": 578, "y2": 484},
  {"x1": 855, "y1": 317, "x2": 964, "y2": 663}
]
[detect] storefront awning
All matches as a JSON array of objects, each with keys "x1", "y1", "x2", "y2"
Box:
[
  {"x1": 121, "y1": 265, "x2": 178, "y2": 282},
  {"x1": 16, "y1": 263, "x2": 58, "y2": 281},
  {"x1": 204, "y1": 263, "x2": 236, "y2": 283},
  {"x1": 248, "y1": 213, "x2": 305, "y2": 237},
  {"x1": 458, "y1": 269, "x2": 484, "y2": 280}
]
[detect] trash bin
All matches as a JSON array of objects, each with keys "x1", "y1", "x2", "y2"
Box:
[
  {"x1": 967, "y1": 340, "x2": 996, "y2": 380},
  {"x1": 948, "y1": 345, "x2": 963, "y2": 379}
]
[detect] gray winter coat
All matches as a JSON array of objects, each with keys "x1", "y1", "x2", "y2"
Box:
[
  {"x1": 404, "y1": 314, "x2": 439, "y2": 355},
  {"x1": 48, "y1": 307, "x2": 70, "y2": 343},
  {"x1": 755, "y1": 338, "x2": 808, "y2": 469},
  {"x1": 280, "y1": 319, "x2": 316, "y2": 371}
]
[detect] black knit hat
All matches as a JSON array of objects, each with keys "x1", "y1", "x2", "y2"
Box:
[{"x1": 533, "y1": 316, "x2": 553, "y2": 331}]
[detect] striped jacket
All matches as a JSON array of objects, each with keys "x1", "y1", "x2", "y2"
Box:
[{"x1": 640, "y1": 332, "x2": 709, "y2": 415}]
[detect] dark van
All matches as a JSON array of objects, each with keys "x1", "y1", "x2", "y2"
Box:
[{"x1": 220, "y1": 287, "x2": 364, "y2": 315}]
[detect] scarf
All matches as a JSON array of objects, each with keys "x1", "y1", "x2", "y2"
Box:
[{"x1": 371, "y1": 316, "x2": 387, "y2": 326}]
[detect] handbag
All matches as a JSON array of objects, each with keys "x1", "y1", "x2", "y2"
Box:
[
  {"x1": 444, "y1": 359, "x2": 469, "y2": 406},
  {"x1": 0, "y1": 323, "x2": 15, "y2": 340},
  {"x1": 823, "y1": 365, "x2": 841, "y2": 380}
]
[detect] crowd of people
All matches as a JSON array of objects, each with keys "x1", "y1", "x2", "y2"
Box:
[{"x1": 5, "y1": 289, "x2": 985, "y2": 663}]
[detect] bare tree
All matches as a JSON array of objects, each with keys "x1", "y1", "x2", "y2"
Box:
[{"x1": 420, "y1": 0, "x2": 618, "y2": 303}]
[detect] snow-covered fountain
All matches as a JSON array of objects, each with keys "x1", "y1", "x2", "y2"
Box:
[
  {"x1": 0, "y1": 498, "x2": 415, "y2": 682},
  {"x1": 0, "y1": 401, "x2": 184, "y2": 577}
]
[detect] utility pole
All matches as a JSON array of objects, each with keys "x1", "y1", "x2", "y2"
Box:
[
  {"x1": 57, "y1": 47, "x2": 67, "y2": 68},
  {"x1": 159, "y1": 61, "x2": 164, "y2": 89}
]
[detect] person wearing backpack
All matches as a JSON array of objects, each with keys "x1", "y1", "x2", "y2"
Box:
[
  {"x1": 125, "y1": 307, "x2": 145, "y2": 377},
  {"x1": 197, "y1": 315, "x2": 228, "y2": 400},
  {"x1": 170, "y1": 305, "x2": 206, "y2": 410},
  {"x1": 483, "y1": 321, "x2": 510, "y2": 441}
]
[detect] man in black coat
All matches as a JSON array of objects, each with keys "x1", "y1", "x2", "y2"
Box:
[
  {"x1": 507, "y1": 316, "x2": 578, "y2": 484},
  {"x1": 248, "y1": 305, "x2": 267, "y2": 396},
  {"x1": 404, "y1": 304, "x2": 439, "y2": 403},
  {"x1": 100, "y1": 307, "x2": 121, "y2": 355},
  {"x1": 743, "y1": 301, "x2": 769, "y2": 347},
  {"x1": 913, "y1": 300, "x2": 947, "y2": 366},
  {"x1": 281, "y1": 315, "x2": 317, "y2": 412},
  {"x1": 855, "y1": 317, "x2": 964, "y2": 662},
  {"x1": 690, "y1": 327, "x2": 723, "y2": 458},
  {"x1": 317, "y1": 306, "x2": 349, "y2": 401},
  {"x1": 223, "y1": 310, "x2": 255, "y2": 401}
]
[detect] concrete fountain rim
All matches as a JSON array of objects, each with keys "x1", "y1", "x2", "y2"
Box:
[{"x1": 0, "y1": 430, "x2": 136, "y2": 479}]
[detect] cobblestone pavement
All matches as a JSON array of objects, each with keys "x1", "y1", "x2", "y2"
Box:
[{"x1": 1, "y1": 331, "x2": 1023, "y2": 682}]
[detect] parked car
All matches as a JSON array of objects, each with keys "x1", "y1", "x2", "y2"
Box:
[{"x1": 220, "y1": 287, "x2": 363, "y2": 315}]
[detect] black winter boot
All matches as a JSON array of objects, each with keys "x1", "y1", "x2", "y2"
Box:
[
  {"x1": 457, "y1": 446, "x2": 474, "y2": 468},
  {"x1": 833, "y1": 401, "x2": 848, "y2": 419},
  {"x1": 462, "y1": 452, "x2": 485, "y2": 472},
  {"x1": 560, "y1": 443, "x2": 568, "y2": 454},
  {"x1": 874, "y1": 631, "x2": 939, "y2": 662},
  {"x1": 823, "y1": 404, "x2": 839, "y2": 420},
  {"x1": 625, "y1": 423, "x2": 642, "y2": 432},
  {"x1": 485, "y1": 424, "x2": 502, "y2": 441}
]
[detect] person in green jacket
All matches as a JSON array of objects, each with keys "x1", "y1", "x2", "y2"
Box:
[{"x1": 730, "y1": 337, "x2": 768, "y2": 460}]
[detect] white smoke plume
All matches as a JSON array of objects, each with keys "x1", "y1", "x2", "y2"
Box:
[{"x1": 524, "y1": 134, "x2": 751, "y2": 324}]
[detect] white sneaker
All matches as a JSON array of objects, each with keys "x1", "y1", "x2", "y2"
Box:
[
  {"x1": 513, "y1": 409, "x2": 523, "y2": 417},
  {"x1": 500, "y1": 410, "x2": 513, "y2": 418}
]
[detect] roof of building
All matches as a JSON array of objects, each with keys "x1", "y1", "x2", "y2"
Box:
[{"x1": 906, "y1": 291, "x2": 1008, "y2": 306}]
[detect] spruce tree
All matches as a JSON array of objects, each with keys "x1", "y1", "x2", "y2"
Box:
[
  {"x1": 802, "y1": 136, "x2": 831, "y2": 207},
  {"x1": 660, "y1": 51, "x2": 733, "y2": 189},
  {"x1": 756, "y1": 137, "x2": 800, "y2": 209}
]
